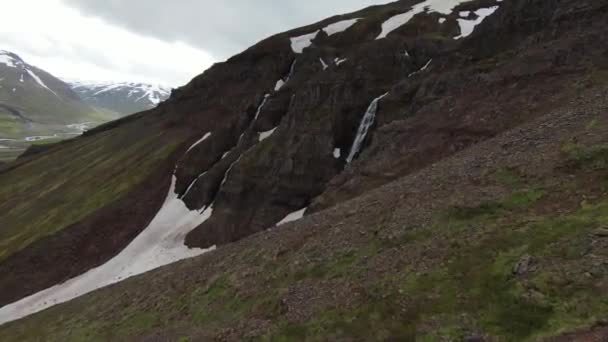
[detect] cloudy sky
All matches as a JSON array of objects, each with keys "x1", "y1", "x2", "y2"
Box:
[{"x1": 1, "y1": 0, "x2": 392, "y2": 87}]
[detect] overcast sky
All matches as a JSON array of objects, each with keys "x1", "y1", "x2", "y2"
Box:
[{"x1": 1, "y1": 0, "x2": 392, "y2": 87}]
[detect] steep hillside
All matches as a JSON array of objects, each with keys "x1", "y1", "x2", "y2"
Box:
[
  {"x1": 68, "y1": 80, "x2": 171, "y2": 115},
  {"x1": 0, "y1": 51, "x2": 119, "y2": 160},
  {"x1": 0, "y1": 0, "x2": 607, "y2": 340}
]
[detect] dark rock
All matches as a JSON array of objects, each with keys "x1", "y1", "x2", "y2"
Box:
[{"x1": 513, "y1": 254, "x2": 534, "y2": 275}]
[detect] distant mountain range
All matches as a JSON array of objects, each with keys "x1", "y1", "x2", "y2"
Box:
[
  {"x1": 0, "y1": 50, "x2": 172, "y2": 161},
  {"x1": 0, "y1": 50, "x2": 119, "y2": 160},
  {"x1": 67, "y1": 80, "x2": 171, "y2": 115}
]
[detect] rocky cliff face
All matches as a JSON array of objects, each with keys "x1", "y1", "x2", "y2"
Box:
[
  {"x1": 0, "y1": 0, "x2": 607, "y2": 334},
  {"x1": 159, "y1": 0, "x2": 607, "y2": 249}
]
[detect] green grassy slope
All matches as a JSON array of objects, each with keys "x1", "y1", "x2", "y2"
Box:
[
  {"x1": 0, "y1": 116, "x2": 183, "y2": 263},
  {"x1": 1, "y1": 87, "x2": 605, "y2": 341}
]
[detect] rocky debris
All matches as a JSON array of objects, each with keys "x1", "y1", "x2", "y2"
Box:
[
  {"x1": 591, "y1": 228, "x2": 608, "y2": 237},
  {"x1": 513, "y1": 254, "x2": 534, "y2": 276}
]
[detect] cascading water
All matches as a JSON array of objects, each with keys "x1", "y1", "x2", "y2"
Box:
[
  {"x1": 253, "y1": 94, "x2": 270, "y2": 122},
  {"x1": 346, "y1": 93, "x2": 389, "y2": 163}
]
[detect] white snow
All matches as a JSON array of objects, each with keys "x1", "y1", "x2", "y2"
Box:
[
  {"x1": 334, "y1": 58, "x2": 348, "y2": 66},
  {"x1": 346, "y1": 93, "x2": 389, "y2": 163},
  {"x1": 322, "y1": 18, "x2": 361, "y2": 36},
  {"x1": 183, "y1": 171, "x2": 207, "y2": 197},
  {"x1": 186, "y1": 132, "x2": 212, "y2": 153},
  {"x1": 253, "y1": 94, "x2": 271, "y2": 121},
  {"x1": 0, "y1": 172, "x2": 216, "y2": 325},
  {"x1": 274, "y1": 60, "x2": 297, "y2": 91},
  {"x1": 404, "y1": 50, "x2": 411, "y2": 57},
  {"x1": 0, "y1": 133, "x2": 224, "y2": 325},
  {"x1": 11, "y1": 88, "x2": 16, "y2": 92},
  {"x1": 276, "y1": 207, "x2": 308, "y2": 226},
  {"x1": 439, "y1": 18, "x2": 447, "y2": 24},
  {"x1": 259, "y1": 127, "x2": 277, "y2": 142},
  {"x1": 0, "y1": 54, "x2": 17, "y2": 68},
  {"x1": 26, "y1": 69, "x2": 58, "y2": 97},
  {"x1": 455, "y1": 6, "x2": 499, "y2": 39},
  {"x1": 376, "y1": 0, "x2": 473, "y2": 39},
  {"x1": 220, "y1": 155, "x2": 243, "y2": 187},
  {"x1": 70, "y1": 80, "x2": 171, "y2": 106},
  {"x1": 460, "y1": 11, "x2": 471, "y2": 17},
  {"x1": 319, "y1": 58, "x2": 329, "y2": 70},
  {"x1": 221, "y1": 151, "x2": 230, "y2": 160},
  {"x1": 19, "y1": 74, "x2": 23, "y2": 83},
  {"x1": 274, "y1": 79, "x2": 285, "y2": 91},
  {"x1": 291, "y1": 31, "x2": 320, "y2": 53},
  {"x1": 333, "y1": 148, "x2": 341, "y2": 159},
  {"x1": 408, "y1": 59, "x2": 433, "y2": 77},
  {"x1": 291, "y1": 18, "x2": 361, "y2": 53}
]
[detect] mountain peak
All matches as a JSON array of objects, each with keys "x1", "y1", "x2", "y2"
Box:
[
  {"x1": 66, "y1": 79, "x2": 172, "y2": 113},
  {"x1": 0, "y1": 50, "x2": 25, "y2": 69}
]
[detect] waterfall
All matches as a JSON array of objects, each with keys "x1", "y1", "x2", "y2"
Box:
[
  {"x1": 253, "y1": 94, "x2": 270, "y2": 121},
  {"x1": 346, "y1": 93, "x2": 389, "y2": 163}
]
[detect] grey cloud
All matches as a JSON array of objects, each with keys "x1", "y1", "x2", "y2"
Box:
[{"x1": 62, "y1": 0, "x2": 393, "y2": 59}]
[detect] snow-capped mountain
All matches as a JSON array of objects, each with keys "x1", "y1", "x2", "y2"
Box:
[
  {"x1": 0, "y1": 50, "x2": 117, "y2": 159},
  {"x1": 68, "y1": 80, "x2": 172, "y2": 115}
]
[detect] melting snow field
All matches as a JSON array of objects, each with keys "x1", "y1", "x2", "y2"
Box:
[
  {"x1": 0, "y1": 135, "x2": 218, "y2": 326},
  {"x1": 274, "y1": 79, "x2": 285, "y2": 91},
  {"x1": 0, "y1": 53, "x2": 17, "y2": 68},
  {"x1": 186, "y1": 132, "x2": 212, "y2": 153},
  {"x1": 291, "y1": 31, "x2": 320, "y2": 53},
  {"x1": 25, "y1": 69, "x2": 58, "y2": 97},
  {"x1": 333, "y1": 148, "x2": 342, "y2": 159},
  {"x1": 455, "y1": 6, "x2": 499, "y2": 39},
  {"x1": 322, "y1": 18, "x2": 361, "y2": 36},
  {"x1": 277, "y1": 207, "x2": 308, "y2": 226},
  {"x1": 376, "y1": 0, "x2": 484, "y2": 39},
  {"x1": 291, "y1": 18, "x2": 360, "y2": 53},
  {"x1": 259, "y1": 127, "x2": 277, "y2": 142}
]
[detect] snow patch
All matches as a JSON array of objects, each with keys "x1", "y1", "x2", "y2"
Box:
[
  {"x1": 0, "y1": 54, "x2": 17, "y2": 68},
  {"x1": 186, "y1": 132, "x2": 212, "y2": 153},
  {"x1": 439, "y1": 18, "x2": 446, "y2": 24},
  {"x1": 26, "y1": 69, "x2": 58, "y2": 97},
  {"x1": 455, "y1": 6, "x2": 499, "y2": 39},
  {"x1": 408, "y1": 59, "x2": 432, "y2": 77},
  {"x1": 334, "y1": 58, "x2": 348, "y2": 66},
  {"x1": 0, "y1": 172, "x2": 216, "y2": 325},
  {"x1": 319, "y1": 58, "x2": 329, "y2": 70},
  {"x1": 333, "y1": 148, "x2": 341, "y2": 159},
  {"x1": 253, "y1": 94, "x2": 271, "y2": 121},
  {"x1": 376, "y1": 0, "x2": 472, "y2": 39},
  {"x1": 274, "y1": 79, "x2": 285, "y2": 91},
  {"x1": 274, "y1": 60, "x2": 297, "y2": 92},
  {"x1": 276, "y1": 207, "x2": 308, "y2": 226},
  {"x1": 291, "y1": 31, "x2": 320, "y2": 53},
  {"x1": 322, "y1": 18, "x2": 361, "y2": 36},
  {"x1": 259, "y1": 127, "x2": 277, "y2": 142}
]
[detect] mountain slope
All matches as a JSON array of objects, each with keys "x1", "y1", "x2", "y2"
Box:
[
  {"x1": 0, "y1": 0, "x2": 607, "y2": 340},
  {"x1": 0, "y1": 51, "x2": 119, "y2": 160},
  {"x1": 68, "y1": 80, "x2": 171, "y2": 115}
]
